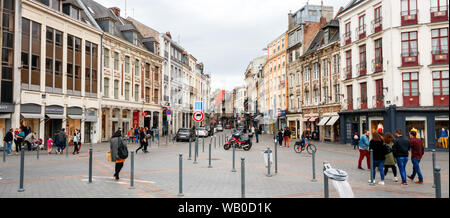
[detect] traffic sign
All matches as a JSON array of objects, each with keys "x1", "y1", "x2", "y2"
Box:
[
  {"x1": 194, "y1": 101, "x2": 203, "y2": 111},
  {"x1": 167, "y1": 109, "x2": 172, "y2": 115},
  {"x1": 193, "y1": 111, "x2": 204, "y2": 122}
]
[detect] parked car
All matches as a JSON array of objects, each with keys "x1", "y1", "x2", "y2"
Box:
[
  {"x1": 176, "y1": 128, "x2": 195, "y2": 142},
  {"x1": 216, "y1": 125, "x2": 224, "y2": 132},
  {"x1": 196, "y1": 127, "x2": 209, "y2": 137},
  {"x1": 225, "y1": 124, "x2": 231, "y2": 129}
]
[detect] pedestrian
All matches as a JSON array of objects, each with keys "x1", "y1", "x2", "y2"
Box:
[
  {"x1": 392, "y1": 129, "x2": 410, "y2": 186},
  {"x1": 300, "y1": 131, "x2": 308, "y2": 149},
  {"x1": 249, "y1": 126, "x2": 254, "y2": 142},
  {"x1": 13, "y1": 128, "x2": 19, "y2": 154},
  {"x1": 284, "y1": 127, "x2": 291, "y2": 148},
  {"x1": 358, "y1": 130, "x2": 371, "y2": 170},
  {"x1": 47, "y1": 137, "x2": 54, "y2": 154},
  {"x1": 136, "y1": 128, "x2": 148, "y2": 154},
  {"x1": 408, "y1": 130, "x2": 424, "y2": 184},
  {"x1": 57, "y1": 129, "x2": 67, "y2": 154},
  {"x1": 369, "y1": 132, "x2": 386, "y2": 185},
  {"x1": 72, "y1": 129, "x2": 81, "y2": 155},
  {"x1": 76, "y1": 129, "x2": 82, "y2": 152},
  {"x1": 153, "y1": 127, "x2": 159, "y2": 142},
  {"x1": 352, "y1": 132, "x2": 360, "y2": 150},
  {"x1": 110, "y1": 129, "x2": 127, "y2": 181},
  {"x1": 255, "y1": 125, "x2": 259, "y2": 143},
  {"x1": 3, "y1": 128, "x2": 14, "y2": 155},
  {"x1": 16, "y1": 129, "x2": 25, "y2": 153},
  {"x1": 134, "y1": 127, "x2": 140, "y2": 144},
  {"x1": 439, "y1": 128, "x2": 448, "y2": 149},
  {"x1": 277, "y1": 129, "x2": 283, "y2": 147},
  {"x1": 127, "y1": 128, "x2": 134, "y2": 143},
  {"x1": 383, "y1": 133, "x2": 398, "y2": 182}
]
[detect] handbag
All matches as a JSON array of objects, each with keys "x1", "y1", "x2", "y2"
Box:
[
  {"x1": 107, "y1": 151, "x2": 112, "y2": 162},
  {"x1": 384, "y1": 143, "x2": 392, "y2": 155}
]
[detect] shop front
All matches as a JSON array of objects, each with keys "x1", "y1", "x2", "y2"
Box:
[
  {"x1": 67, "y1": 107, "x2": 82, "y2": 139},
  {"x1": 325, "y1": 116, "x2": 340, "y2": 143},
  {"x1": 20, "y1": 104, "x2": 43, "y2": 137},
  {"x1": 133, "y1": 111, "x2": 140, "y2": 129},
  {"x1": 144, "y1": 110, "x2": 152, "y2": 128},
  {"x1": 45, "y1": 105, "x2": 64, "y2": 142},
  {"x1": 111, "y1": 109, "x2": 120, "y2": 134},
  {"x1": 0, "y1": 104, "x2": 14, "y2": 137},
  {"x1": 153, "y1": 111, "x2": 159, "y2": 128},
  {"x1": 85, "y1": 109, "x2": 98, "y2": 143},
  {"x1": 122, "y1": 110, "x2": 131, "y2": 132}
]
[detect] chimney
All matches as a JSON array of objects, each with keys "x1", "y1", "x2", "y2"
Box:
[
  {"x1": 166, "y1": 32, "x2": 172, "y2": 39},
  {"x1": 320, "y1": 16, "x2": 327, "y2": 27},
  {"x1": 110, "y1": 7, "x2": 121, "y2": 17}
]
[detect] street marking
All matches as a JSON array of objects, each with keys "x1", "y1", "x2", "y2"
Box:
[{"x1": 82, "y1": 176, "x2": 156, "y2": 184}]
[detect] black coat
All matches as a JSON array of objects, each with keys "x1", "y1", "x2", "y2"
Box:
[
  {"x1": 393, "y1": 136, "x2": 410, "y2": 158},
  {"x1": 369, "y1": 140, "x2": 386, "y2": 161},
  {"x1": 3, "y1": 131, "x2": 13, "y2": 142}
]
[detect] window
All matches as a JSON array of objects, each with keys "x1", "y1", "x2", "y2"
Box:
[
  {"x1": 21, "y1": 18, "x2": 41, "y2": 91},
  {"x1": 1, "y1": 0, "x2": 15, "y2": 103},
  {"x1": 145, "y1": 63, "x2": 150, "y2": 79},
  {"x1": 313, "y1": 63, "x2": 319, "y2": 79},
  {"x1": 345, "y1": 22, "x2": 351, "y2": 44},
  {"x1": 305, "y1": 90, "x2": 310, "y2": 106},
  {"x1": 114, "y1": 52, "x2": 119, "y2": 71},
  {"x1": 104, "y1": 78, "x2": 109, "y2": 98},
  {"x1": 85, "y1": 41, "x2": 98, "y2": 96},
  {"x1": 376, "y1": 79, "x2": 384, "y2": 108},
  {"x1": 125, "y1": 56, "x2": 130, "y2": 74},
  {"x1": 125, "y1": 82, "x2": 130, "y2": 100},
  {"x1": 433, "y1": 71, "x2": 449, "y2": 106},
  {"x1": 360, "y1": 82, "x2": 367, "y2": 109},
  {"x1": 114, "y1": 80, "x2": 119, "y2": 99},
  {"x1": 401, "y1": 32, "x2": 418, "y2": 66},
  {"x1": 346, "y1": 50, "x2": 352, "y2": 78},
  {"x1": 359, "y1": 45, "x2": 366, "y2": 75},
  {"x1": 374, "y1": 39, "x2": 383, "y2": 71},
  {"x1": 401, "y1": 0, "x2": 417, "y2": 15},
  {"x1": 333, "y1": 55, "x2": 340, "y2": 75},
  {"x1": 432, "y1": 28, "x2": 448, "y2": 54},
  {"x1": 314, "y1": 89, "x2": 319, "y2": 104},
  {"x1": 71, "y1": 7, "x2": 79, "y2": 20},
  {"x1": 135, "y1": 59, "x2": 140, "y2": 76},
  {"x1": 358, "y1": 14, "x2": 366, "y2": 38},
  {"x1": 104, "y1": 48, "x2": 109, "y2": 68},
  {"x1": 135, "y1": 84, "x2": 139, "y2": 101},
  {"x1": 323, "y1": 59, "x2": 329, "y2": 77},
  {"x1": 51, "y1": 0, "x2": 60, "y2": 11},
  {"x1": 324, "y1": 86, "x2": 329, "y2": 104},
  {"x1": 347, "y1": 85, "x2": 353, "y2": 110},
  {"x1": 334, "y1": 84, "x2": 340, "y2": 103},
  {"x1": 296, "y1": 72, "x2": 301, "y2": 85},
  {"x1": 304, "y1": 67, "x2": 309, "y2": 82},
  {"x1": 374, "y1": 6, "x2": 382, "y2": 33},
  {"x1": 402, "y1": 72, "x2": 419, "y2": 106},
  {"x1": 324, "y1": 29, "x2": 329, "y2": 44}
]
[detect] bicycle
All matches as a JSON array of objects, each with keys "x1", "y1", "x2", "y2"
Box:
[{"x1": 294, "y1": 139, "x2": 317, "y2": 154}]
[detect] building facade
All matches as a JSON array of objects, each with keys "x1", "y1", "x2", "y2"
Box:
[{"x1": 337, "y1": 0, "x2": 449, "y2": 150}]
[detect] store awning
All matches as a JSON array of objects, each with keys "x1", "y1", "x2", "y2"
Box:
[
  {"x1": 46, "y1": 114, "x2": 65, "y2": 120},
  {"x1": 0, "y1": 113, "x2": 11, "y2": 119},
  {"x1": 318, "y1": 117, "x2": 331, "y2": 126},
  {"x1": 85, "y1": 116, "x2": 97, "y2": 122},
  {"x1": 68, "y1": 115, "x2": 83, "y2": 120},
  {"x1": 326, "y1": 116, "x2": 340, "y2": 126},
  {"x1": 309, "y1": 117, "x2": 318, "y2": 122},
  {"x1": 21, "y1": 113, "x2": 43, "y2": 119},
  {"x1": 302, "y1": 117, "x2": 310, "y2": 122}
]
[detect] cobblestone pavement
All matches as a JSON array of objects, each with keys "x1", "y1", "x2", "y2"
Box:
[{"x1": 0, "y1": 130, "x2": 448, "y2": 198}]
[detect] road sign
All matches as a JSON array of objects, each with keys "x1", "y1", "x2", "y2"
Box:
[
  {"x1": 167, "y1": 109, "x2": 172, "y2": 115},
  {"x1": 194, "y1": 101, "x2": 203, "y2": 111},
  {"x1": 193, "y1": 111, "x2": 204, "y2": 122}
]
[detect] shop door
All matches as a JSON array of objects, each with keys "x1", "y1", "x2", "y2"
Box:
[
  {"x1": 84, "y1": 122, "x2": 91, "y2": 143},
  {"x1": 45, "y1": 119, "x2": 62, "y2": 142}
]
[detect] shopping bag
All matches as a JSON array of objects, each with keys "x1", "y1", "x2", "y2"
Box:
[{"x1": 106, "y1": 151, "x2": 112, "y2": 162}]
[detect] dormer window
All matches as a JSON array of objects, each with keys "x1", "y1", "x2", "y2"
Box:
[
  {"x1": 71, "y1": 7, "x2": 79, "y2": 19},
  {"x1": 324, "y1": 29, "x2": 329, "y2": 44},
  {"x1": 62, "y1": 3, "x2": 80, "y2": 20}
]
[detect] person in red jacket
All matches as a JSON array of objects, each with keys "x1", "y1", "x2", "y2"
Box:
[{"x1": 408, "y1": 131, "x2": 424, "y2": 184}]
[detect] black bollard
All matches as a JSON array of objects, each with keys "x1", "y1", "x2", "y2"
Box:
[
  {"x1": 88, "y1": 147, "x2": 93, "y2": 184},
  {"x1": 214, "y1": 136, "x2": 216, "y2": 149},
  {"x1": 129, "y1": 151, "x2": 135, "y2": 189},
  {"x1": 435, "y1": 166, "x2": 441, "y2": 198},
  {"x1": 241, "y1": 157, "x2": 245, "y2": 198},
  {"x1": 3, "y1": 142, "x2": 6, "y2": 163},
  {"x1": 266, "y1": 147, "x2": 271, "y2": 177},
  {"x1": 208, "y1": 140, "x2": 212, "y2": 168},
  {"x1": 369, "y1": 149, "x2": 375, "y2": 186},
  {"x1": 202, "y1": 137, "x2": 205, "y2": 153},
  {"x1": 178, "y1": 153, "x2": 184, "y2": 197},
  {"x1": 194, "y1": 137, "x2": 198, "y2": 164},
  {"x1": 188, "y1": 138, "x2": 192, "y2": 160},
  {"x1": 18, "y1": 146, "x2": 25, "y2": 192},
  {"x1": 323, "y1": 162, "x2": 329, "y2": 198},
  {"x1": 432, "y1": 149, "x2": 436, "y2": 188},
  {"x1": 231, "y1": 143, "x2": 236, "y2": 172},
  {"x1": 274, "y1": 138, "x2": 278, "y2": 174},
  {"x1": 311, "y1": 150, "x2": 317, "y2": 182}
]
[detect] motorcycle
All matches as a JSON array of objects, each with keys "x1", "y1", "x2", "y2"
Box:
[{"x1": 224, "y1": 131, "x2": 252, "y2": 151}]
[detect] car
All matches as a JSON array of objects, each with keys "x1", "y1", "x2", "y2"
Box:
[
  {"x1": 216, "y1": 125, "x2": 223, "y2": 132},
  {"x1": 225, "y1": 124, "x2": 231, "y2": 129},
  {"x1": 196, "y1": 127, "x2": 209, "y2": 138},
  {"x1": 176, "y1": 128, "x2": 195, "y2": 142}
]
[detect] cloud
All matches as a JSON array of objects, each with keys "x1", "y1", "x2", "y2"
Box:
[{"x1": 93, "y1": 0, "x2": 347, "y2": 91}]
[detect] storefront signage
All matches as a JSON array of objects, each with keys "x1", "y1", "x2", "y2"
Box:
[
  {"x1": 45, "y1": 106, "x2": 64, "y2": 115},
  {"x1": 0, "y1": 104, "x2": 14, "y2": 113}
]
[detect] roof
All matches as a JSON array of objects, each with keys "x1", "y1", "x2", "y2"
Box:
[
  {"x1": 127, "y1": 17, "x2": 160, "y2": 40},
  {"x1": 339, "y1": 0, "x2": 366, "y2": 15},
  {"x1": 302, "y1": 19, "x2": 340, "y2": 57}
]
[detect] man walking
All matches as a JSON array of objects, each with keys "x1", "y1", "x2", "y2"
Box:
[
  {"x1": 254, "y1": 125, "x2": 259, "y2": 143},
  {"x1": 358, "y1": 130, "x2": 370, "y2": 170},
  {"x1": 393, "y1": 129, "x2": 410, "y2": 186},
  {"x1": 408, "y1": 130, "x2": 424, "y2": 184},
  {"x1": 57, "y1": 129, "x2": 67, "y2": 154},
  {"x1": 283, "y1": 127, "x2": 291, "y2": 148},
  {"x1": 3, "y1": 128, "x2": 14, "y2": 155}
]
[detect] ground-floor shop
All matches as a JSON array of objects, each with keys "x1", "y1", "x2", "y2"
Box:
[
  {"x1": 317, "y1": 115, "x2": 340, "y2": 143},
  {"x1": 339, "y1": 105, "x2": 449, "y2": 151}
]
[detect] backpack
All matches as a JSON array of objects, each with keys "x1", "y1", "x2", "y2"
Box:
[{"x1": 118, "y1": 140, "x2": 128, "y2": 159}]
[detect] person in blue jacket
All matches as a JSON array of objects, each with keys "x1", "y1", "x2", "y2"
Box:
[{"x1": 358, "y1": 130, "x2": 370, "y2": 170}]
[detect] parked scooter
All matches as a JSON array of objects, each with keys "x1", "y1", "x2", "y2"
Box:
[{"x1": 224, "y1": 130, "x2": 252, "y2": 151}]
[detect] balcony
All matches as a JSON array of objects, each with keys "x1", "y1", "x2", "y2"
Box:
[
  {"x1": 343, "y1": 32, "x2": 352, "y2": 45},
  {"x1": 401, "y1": 10, "x2": 418, "y2": 26},
  {"x1": 344, "y1": 66, "x2": 352, "y2": 79},
  {"x1": 371, "y1": 17, "x2": 383, "y2": 34},
  {"x1": 430, "y1": 6, "x2": 448, "y2": 22},
  {"x1": 372, "y1": 58, "x2": 383, "y2": 73},
  {"x1": 356, "y1": 25, "x2": 366, "y2": 40},
  {"x1": 401, "y1": 51, "x2": 419, "y2": 67},
  {"x1": 431, "y1": 48, "x2": 449, "y2": 65},
  {"x1": 376, "y1": 96, "x2": 385, "y2": 108},
  {"x1": 356, "y1": 62, "x2": 367, "y2": 76}
]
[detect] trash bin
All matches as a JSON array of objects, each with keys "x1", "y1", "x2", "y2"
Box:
[
  {"x1": 262, "y1": 149, "x2": 273, "y2": 167},
  {"x1": 323, "y1": 163, "x2": 354, "y2": 198}
]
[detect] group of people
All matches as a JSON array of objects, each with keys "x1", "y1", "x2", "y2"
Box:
[
  {"x1": 355, "y1": 128, "x2": 424, "y2": 186},
  {"x1": 46, "y1": 128, "x2": 82, "y2": 155},
  {"x1": 2, "y1": 126, "x2": 41, "y2": 155},
  {"x1": 276, "y1": 128, "x2": 292, "y2": 147}
]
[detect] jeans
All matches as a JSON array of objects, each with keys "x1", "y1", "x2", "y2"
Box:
[
  {"x1": 134, "y1": 134, "x2": 139, "y2": 143},
  {"x1": 410, "y1": 158, "x2": 423, "y2": 182},
  {"x1": 372, "y1": 160, "x2": 385, "y2": 181},
  {"x1": 5, "y1": 141, "x2": 12, "y2": 154},
  {"x1": 255, "y1": 133, "x2": 259, "y2": 143},
  {"x1": 396, "y1": 157, "x2": 409, "y2": 183}
]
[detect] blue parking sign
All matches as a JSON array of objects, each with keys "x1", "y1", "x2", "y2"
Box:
[{"x1": 194, "y1": 101, "x2": 203, "y2": 111}]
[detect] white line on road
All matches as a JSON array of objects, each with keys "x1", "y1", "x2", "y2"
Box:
[{"x1": 82, "y1": 176, "x2": 156, "y2": 184}]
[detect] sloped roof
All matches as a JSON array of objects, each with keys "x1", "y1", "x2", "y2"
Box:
[{"x1": 339, "y1": 0, "x2": 366, "y2": 15}]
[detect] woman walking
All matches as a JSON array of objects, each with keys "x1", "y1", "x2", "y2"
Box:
[
  {"x1": 110, "y1": 130, "x2": 126, "y2": 181},
  {"x1": 383, "y1": 133, "x2": 398, "y2": 182},
  {"x1": 72, "y1": 129, "x2": 80, "y2": 155},
  {"x1": 136, "y1": 128, "x2": 148, "y2": 154},
  {"x1": 369, "y1": 132, "x2": 386, "y2": 185}
]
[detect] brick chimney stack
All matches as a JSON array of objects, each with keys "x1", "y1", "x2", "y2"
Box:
[{"x1": 110, "y1": 7, "x2": 121, "y2": 17}]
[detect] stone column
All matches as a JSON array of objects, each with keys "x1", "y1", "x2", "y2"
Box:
[{"x1": 118, "y1": 108, "x2": 123, "y2": 131}]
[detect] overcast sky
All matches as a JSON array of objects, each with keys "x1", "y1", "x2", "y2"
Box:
[{"x1": 94, "y1": 0, "x2": 348, "y2": 91}]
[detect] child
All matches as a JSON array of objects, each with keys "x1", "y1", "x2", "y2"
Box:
[{"x1": 47, "y1": 137, "x2": 54, "y2": 154}]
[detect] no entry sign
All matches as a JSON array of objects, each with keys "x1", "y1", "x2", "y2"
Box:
[{"x1": 193, "y1": 111, "x2": 204, "y2": 122}]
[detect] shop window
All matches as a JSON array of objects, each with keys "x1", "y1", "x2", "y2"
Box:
[
  {"x1": 406, "y1": 120, "x2": 427, "y2": 148},
  {"x1": 435, "y1": 119, "x2": 449, "y2": 149}
]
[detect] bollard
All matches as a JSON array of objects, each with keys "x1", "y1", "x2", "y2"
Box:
[
  {"x1": 3, "y1": 142, "x2": 6, "y2": 163},
  {"x1": 66, "y1": 143, "x2": 68, "y2": 158},
  {"x1": 231, "y1": 143, "x2": 236, "y2": 172},
  {"x1": 188, "y1": 139, "x2": 192, "y2": 160},
  {"x1": 369, "y1": 149, "x2": 375, "y2": 186},
  {"x1": 311, "y1": 150, "x2": 317, "y2": 182},
  {"x1": 129, "y1": 151, "x2": 135, "y2": 189},
  {"x1": 158, "y1": 135, "x2": 160, "y2": 148},
  {"x1": 432, "y1": 149, "x2": 436, "y2": 188},
  {"x1": 166, "y1": 134, "x2": 168, "y2": 145},
  {"x1": 274, "y1": 138, "x2": 278, "y2": 174},
  {"x1": 178, "y1": 153, "x2": 184, "y2": 197},
  {"x1": 18, "y1": 146, "x2": 25, "y2": 192},
  {"x1": 241, "y1": 157, "x2": 245, "y2": 198},
  {"x1": 214, "y1": 136, "x2": 216, "y2": 149},
  {"x1": 202, "y1": 137, "x2": 205, "y2": 153},
  {"x1": 88, "y1": 147, "x2": 93, "y2": 184},
  {"x1": 194, "y1": 137, "x2": 198, "y2": 164},
  {"x1": 323, "y1": 162, "x2": 329, "y2": 198},
  {"x1": 267, "y1": 147, "x2": 272, "y2": 177},
  {"x1": 434, "y1": 166, "x2": 441, "y2": 198},
  {"x1": 208, "y1": 140, "x2": 212, "y2": 168}
]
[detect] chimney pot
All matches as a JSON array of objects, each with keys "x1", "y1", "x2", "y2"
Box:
[{"x1": 110, "y1": 7, "x2": 121, "y2": 17}]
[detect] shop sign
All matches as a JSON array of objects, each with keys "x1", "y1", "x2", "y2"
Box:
[
  {"x1": 46, "y1": 106, "x2": 64, "y2": 114},
  {"x1": 0, "y1": 104, "x2": 14, "y2": 113}
]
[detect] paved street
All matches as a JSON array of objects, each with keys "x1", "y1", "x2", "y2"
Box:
[{"x1": 0, "y1": 130, "x2": 448, "y2": 198}]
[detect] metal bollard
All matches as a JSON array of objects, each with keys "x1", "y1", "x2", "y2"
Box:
[
  {"x1": 432, "y1": 149, "x2": 436, "y2": 188},
  {"x1": 37, "y1": 145, "x2": 39, "y2": 160},
  {"x1": 158, "y1": 136, "x2": 160, "y2": 148},
  {"x1": 267, "y1": 147, "x2": 272, "y2": 177},
  {"x1": 202, "y1": 137, "x2": 205, "y2": 153},
  {"x1": 194, "y1": 137, "x2": 198, "y2": 164},
  {"x1": 178, "y1": 153, "x2": 184, "y2": 197},
  {"x1": 88, "y1": 147, "x2": 93, "y2": 184},
  {"x1": 208, "y1": 140, "x2": 212, "y2": 168},
  {"x1": 231, "y1": 143, "x2": 236, "y2": 172},
  {"x1": 18, "y1": 146, "x2": 25, "y2": 192},
  {"x1": 323, "y1": 162, "x2": 329, "y2": 198},
  {"x1": 311, "y1": 150, "x2": 317, "y2": 182},
  {"x1": 3, "y1": 142, "x2": 6, "y2": 163},
  {"x1": 274, "y1": 138, "x2": 278, "y2": 174},
  {"x1": 434, "y1": 166, "x2": 441, "y2": 198},
  {"x1": 214, "y1": 136, "x2": 216, "y2": 149},
  {"x1": 241, "y1": 157, "x2": 245, "y2": 198},
  {"x1": 66, "y1": 143, "x2": 68, "y2": 158},
  {"x1": 129, "y1": 151, "x2": 135, "y2": 189},
  {"x1": 369, "y1": 149, "x2": 375, "y2": 186},
  {"x1": 188, "y1": 139, "x2": 192, "y2": 160},
  {"x1": 166, "y1": 134, "x2": 168, "y2": 145}
]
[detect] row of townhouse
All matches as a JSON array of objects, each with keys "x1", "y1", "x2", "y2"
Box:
[
  {"x1": 0, "y1": 0, "x2": 211, "y2": 144},
  {"x1": 244, "y1": 0, "x2": 448, "y2": 150}
]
